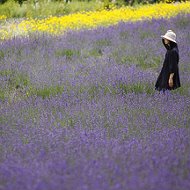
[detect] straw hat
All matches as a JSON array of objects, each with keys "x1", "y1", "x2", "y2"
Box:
[{"x1": 161, "y1": 30, "x2": 177, "y2": 43}]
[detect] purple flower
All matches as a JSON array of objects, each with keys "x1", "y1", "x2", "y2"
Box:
[{"x1": 1, "y1": 14, "x2": 190, "y2": 190}]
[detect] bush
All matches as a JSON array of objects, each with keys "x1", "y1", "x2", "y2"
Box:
[
  {"x1": 0, "y1": 1, "x2": 22, "y2": 18},
  {"x1": 0, "y1": 0, "x2": 103, "y2": 18}
]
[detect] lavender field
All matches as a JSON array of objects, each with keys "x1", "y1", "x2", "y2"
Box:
[{"x1": 0, "y1": 14, "x2": 190, "y2": 190}]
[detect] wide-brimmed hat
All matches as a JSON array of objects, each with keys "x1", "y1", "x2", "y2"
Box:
[{"x1": 161, "y1": 30, "x2": 177, "y2": 43}]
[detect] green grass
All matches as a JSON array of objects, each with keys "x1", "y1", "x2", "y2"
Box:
[
  {"x1": 118, "y1": 82, "x2": 154, "y2": 94},
  {"x1": 28, "y1": 85, "x2": 65, "y2": 99}
]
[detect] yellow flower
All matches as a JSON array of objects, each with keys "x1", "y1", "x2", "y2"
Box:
[{"x1": 0, "y1": 15, "x2": 7, "y2": 20}]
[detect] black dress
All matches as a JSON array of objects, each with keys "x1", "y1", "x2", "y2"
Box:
[{"x1": 155, "y1": 40, "x2": 181, "y2": 91}]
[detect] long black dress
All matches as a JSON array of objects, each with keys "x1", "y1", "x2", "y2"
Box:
[{"x1": 155, "y1": 40, "x2": 181, "y2": 91}]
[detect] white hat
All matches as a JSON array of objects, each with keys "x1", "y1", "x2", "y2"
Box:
[{"x1": 161, "y1": 30, "x2": 177, "y2": 43}]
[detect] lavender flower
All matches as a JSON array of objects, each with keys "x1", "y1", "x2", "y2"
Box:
[{"x1": 0, "y1": 14, "x2": 190, "y2": 190}]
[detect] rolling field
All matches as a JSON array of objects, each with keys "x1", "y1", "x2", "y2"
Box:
[{"x1": 0, "y1": 3, "x2": 190, "y2": 190}]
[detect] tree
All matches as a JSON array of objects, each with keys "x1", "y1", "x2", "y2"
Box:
[{"x1": 0, "y1": 0, "x2": 8, "y2": 4}]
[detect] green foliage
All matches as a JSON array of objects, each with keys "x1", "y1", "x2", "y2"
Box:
[
  {"x1": 28, "y1": 85, "x2": 64, "y2": 99},
  {"x1": 0, "y1": 1, "x2": 20, "y2": 17},
  {"x1": 0, "y1": 70, "x2": 30, "y2": 88},
  {"x1": 63, "y1": 0, "x2": 103, "y2": 14},
  {"x1": 0, "y1": 0, "x2": 104, "y2": 18},
  {"x1": 0, "y1": 88, "x2": 5, "y2": 101},
  {"x1": 88, "y1": 48, "x2": 102, "y2": 57},
  {"x1": 25, "y1": 1, "x2": 67, "y2": 18},
  {"x1": 55, "y1": 49, "x2": 80, "y2": 60},
  {"x1": 0, "y1": 50, "x2": 5, "y2": 60}
]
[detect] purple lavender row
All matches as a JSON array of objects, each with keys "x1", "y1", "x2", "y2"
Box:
[{"x1": 0, "y1": 14, "x2": 189, "y2": 96}]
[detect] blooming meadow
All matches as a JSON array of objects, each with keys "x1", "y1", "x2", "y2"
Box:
[
  {"x1": 0, "y1": 5, "x2": 190, "y2": 190},
  {"x1": 0, "y1": 2, "x2": 190, "y2": 40}
]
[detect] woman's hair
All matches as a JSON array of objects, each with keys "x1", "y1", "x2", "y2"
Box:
[{"x1": 169, "y1": 41, "x2": 177, "y2": 49}]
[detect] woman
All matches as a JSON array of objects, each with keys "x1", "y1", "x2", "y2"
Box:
[{"x1": 155, "y1": 30, "x2": 181, "y2": 92}]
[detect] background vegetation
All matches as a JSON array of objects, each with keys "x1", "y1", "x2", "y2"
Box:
[{"x1": 0, "y1": 0, "x2": 187, "y2": 18}]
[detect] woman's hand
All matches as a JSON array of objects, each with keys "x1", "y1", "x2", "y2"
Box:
[
  {"x1": 169, "y1": 77, "x2": 174, "y2": 88},
  {"x1": 169, "y1": 73, "x2": 174, "y2": 88}
]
